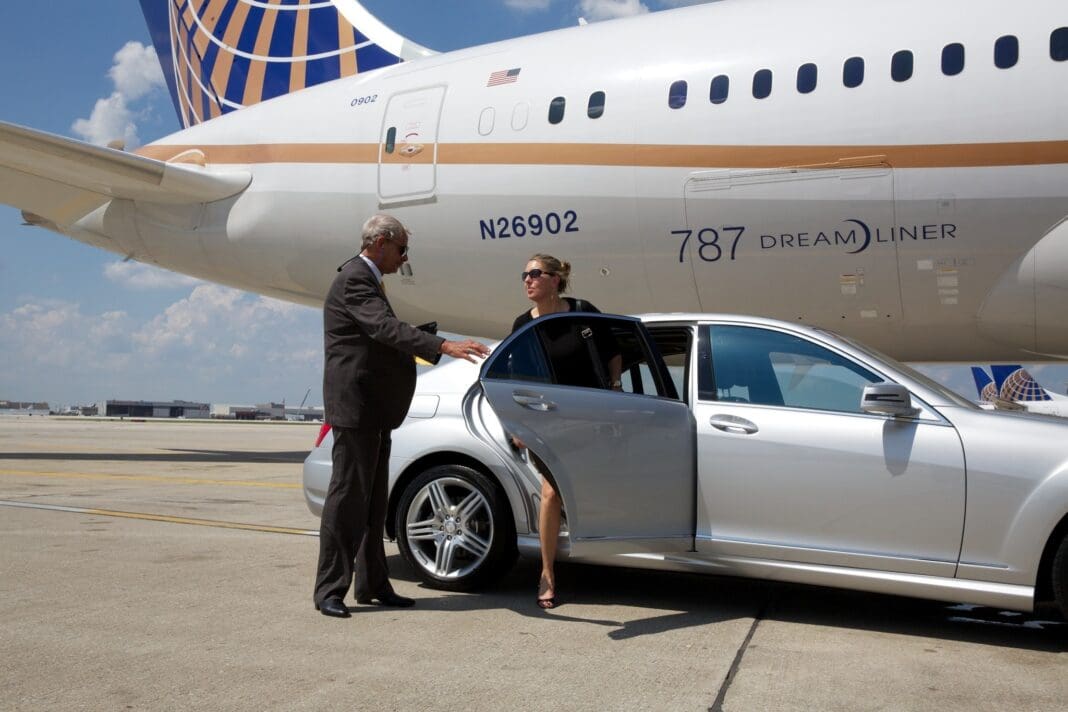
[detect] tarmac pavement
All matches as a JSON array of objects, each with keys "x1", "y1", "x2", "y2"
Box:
[{"x1": 1, "y1": 417, "x2": 1065, "y2": 711}]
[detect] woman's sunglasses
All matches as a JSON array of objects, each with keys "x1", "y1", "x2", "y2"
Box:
[{"x1": 521, "y1": 268, "x2": 556, "y2": 281}]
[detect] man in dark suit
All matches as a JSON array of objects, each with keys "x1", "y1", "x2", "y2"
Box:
[{"x1": 314, "y1": 214, "x2": 490, "y2": 618}]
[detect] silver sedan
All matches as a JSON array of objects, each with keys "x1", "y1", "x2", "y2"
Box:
[{"x1": 303, "y1": 313, "x2": 1068, "y2": 617}]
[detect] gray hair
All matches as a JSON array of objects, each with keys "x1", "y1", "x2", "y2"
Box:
[{"x1": 361, "y1": 214, "x2": 410, "y2": 251}]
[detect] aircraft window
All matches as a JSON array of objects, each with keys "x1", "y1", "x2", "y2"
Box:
[
  {"x1": 384, "y1": 126, "x2": 396, "y2": 154},
  {"x1": 548, "y1": 96, "x2": 566, "y2": 124},
  {"x1": 843, "y1": 56, "x2": 864, "y2": 88},
  {"x1": 511, "y1": 102, "x2": 530, "y2": 131},
  {"x1": 478, "y1": 107, "x2": 495, "y2": 136},
  {"x1": 995, "y1": 35, "x2": 1019, "y2": 68},
  {"x1": 710, "y1": 75, "x2": 730, "y2": 104},
  {"x1": 1052, "y1": 28, "x2": 1068, "y2": 61},
  {"x1": 796, "y1": 63, "x2": 817, "y2": 94},
  {"x1": 942, "y1": 43, "x2": 965, "y2": 75},
  {"x1": 891, "y1": 50, "x2": 913, "y2": 82},
  {"x1": 752, "y1": 69, "x2": 772, "y2": 99},
  {"x1": 669, "y1": 80, "x2": 688, "y2": 109},
  {"x1": 588, "y1": 91, "x2": 606, "y2": 119}
]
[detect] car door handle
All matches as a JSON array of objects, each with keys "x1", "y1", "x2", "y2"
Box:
[
  {"x1": 709, "y1": 414, "x2": 758, "y2": 434},
  {"x1": 512, "y1": 393, "x2": 556, "y2": 411}
]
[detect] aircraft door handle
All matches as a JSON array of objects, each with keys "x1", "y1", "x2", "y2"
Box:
[
  {"x1": 709, "y1": 414, "x2": 758, "y2": 434},
  {"x1": 512, "y1": 393, "x2": 556, "y2": 411}
]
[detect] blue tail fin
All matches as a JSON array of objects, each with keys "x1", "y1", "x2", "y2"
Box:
[
  {"x1": 139, "y1": 0, "x2": 435, "y2": 128},
  {"x1": 970, "y1": 367, "x2": 997, "y2": 401},
  {"x1": 991, "y1": 365, "x2": 1052, "y2": 402}
]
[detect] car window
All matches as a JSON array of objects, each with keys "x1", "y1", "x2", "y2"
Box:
[
  {"x1": 699, "y1": 325, "x2": 881, "y2": 413},
  {"x1": 484, "y1": 328, "x2": 552, "y2": 383},
  {"x1": 645, "y1": 326, "x2": 693, "y2": 403},
  {"x1": 485, "y1": 315, "x2": 676, "y2": 398}
]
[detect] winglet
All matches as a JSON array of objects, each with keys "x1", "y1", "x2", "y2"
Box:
[{"x1": 139, "y1": 0, "x2": 436, "y2": 128}]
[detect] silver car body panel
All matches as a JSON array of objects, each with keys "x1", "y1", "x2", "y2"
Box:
[
  {"x1": 302, "y1": 312, "x2": 1068, "y2": 613},
  {"x1": 482, "y1": 379, "x2": 695, "y2": 557},
  {"x1": 948, "y1": 406, "x2": 1068, "y2": 585},
  {"x1": 693, "y1": 401, "x2": 966, "y2": 578}
]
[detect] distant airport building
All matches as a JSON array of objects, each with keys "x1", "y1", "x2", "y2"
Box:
[
  {"x1": 286, "y1": 406, "x2": 324, "y2": 422},
  {"x1": 211, "y1": 403, "x2": 323, "y2": 420},
  {"x1": 256, "y1": 402, "x2": 287, "y2": 420},
  {"x1": 0, "y1": 400, "x2": 50, "y2": 416},
  {"x1": 210, "y1": 404, "x2": 261, "y2": 420},
  {"x1": 100, "y1": 400, "x2": 209, "y2": 419}
]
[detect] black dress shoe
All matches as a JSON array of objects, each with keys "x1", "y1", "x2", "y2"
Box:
[
  {"x1": 316, "y1": 597, "x2": 351, "y2": 618},
  {"x1": 356, "y1": 592, "x2": 415, "y2": 608}
]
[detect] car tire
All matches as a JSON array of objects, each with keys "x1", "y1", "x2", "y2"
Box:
[
  {"x1": 395, "y1": 464, "x2": 517, "y2": 592},
  {"x1": 1053, "y1": 534, "x2": 1068, "y2": 619}
]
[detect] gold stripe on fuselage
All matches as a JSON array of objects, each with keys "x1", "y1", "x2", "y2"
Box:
[{"x1": 137, "y1": 140, "x2": 1068, "y2": 169}]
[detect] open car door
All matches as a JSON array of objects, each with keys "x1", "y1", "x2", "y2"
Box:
[{"x1": 479, "y1": 313, "x2": 695, "y2": 559}]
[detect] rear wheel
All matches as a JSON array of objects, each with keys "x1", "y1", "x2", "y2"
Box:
[
  {"x1": 395, "y1": 464, "x2": 516, "y2": 592},
  {"x1": 1053, "y1": 535, "x2": 1068, "y2": 619}
]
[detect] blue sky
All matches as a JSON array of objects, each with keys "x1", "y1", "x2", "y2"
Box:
[{"x1": 0, "y1": 1, "x2": 1065, "y2": 408}]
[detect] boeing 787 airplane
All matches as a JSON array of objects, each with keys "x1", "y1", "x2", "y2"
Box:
[{"x1": 1, "y1": 0, "x2": 1066, "y2": 361}]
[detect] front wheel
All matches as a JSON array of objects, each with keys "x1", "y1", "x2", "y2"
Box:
[{"x1": 395, "y1": 465, "x2": 516, "y2": 592}]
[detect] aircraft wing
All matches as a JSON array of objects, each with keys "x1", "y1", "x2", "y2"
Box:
[{"x1": 0, "y1": 120, "x2": 250, "y2": 227}]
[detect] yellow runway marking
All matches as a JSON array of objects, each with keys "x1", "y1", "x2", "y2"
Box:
[
  {"x1": 0, "y1": 500, "x2": 318, "y2": 536},
  {"x1": 0, "y1": 469, "x2": 300, "y2": 489}
]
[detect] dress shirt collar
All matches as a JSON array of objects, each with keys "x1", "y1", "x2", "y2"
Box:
[{"x1": 358, "y1": 254, "x2": 384, "y2": 285}]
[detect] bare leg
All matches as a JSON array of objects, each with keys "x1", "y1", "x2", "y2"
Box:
[{"x1": 538, "y1": 476, "x2": 561, "y2": 605}]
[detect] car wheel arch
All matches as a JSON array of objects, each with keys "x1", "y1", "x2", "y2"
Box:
[
  {"x1": 1034, "y1": 511, "x2": 1068, "y2": 608},
  {"x1": 385, "y1": 451, "x2": 526, "y2": 541}
]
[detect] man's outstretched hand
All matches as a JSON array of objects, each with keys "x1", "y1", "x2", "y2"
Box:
[{"x1": 440, "y1": 339, "x2": 491, "y2": 363}]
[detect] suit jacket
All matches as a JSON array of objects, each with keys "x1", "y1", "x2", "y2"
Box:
[{"x1": 323, "y1": 258, "x2": 444, "y2": 429}]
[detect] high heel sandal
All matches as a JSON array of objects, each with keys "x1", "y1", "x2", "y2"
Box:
[{"x1": 536, "y1": 575, "x2": 556, "y2": 609}]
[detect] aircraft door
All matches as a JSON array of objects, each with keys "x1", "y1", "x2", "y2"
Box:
[
  {"x1": 479, "y1": 313, "x2": 696, "y2": 558},
  {"x1": 683, "y1": 160, "x2": 903, "y2": 343},
  {"x1": 378, "y1": 85, "x2": 446, "y2": 203}
]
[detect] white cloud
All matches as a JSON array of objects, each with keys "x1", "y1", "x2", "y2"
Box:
[
  {"x1": 578, "y1": 0, "x2": 649, "y2": 20},
  {"x1": 109, "y1": 41, "x2": 165, "y2": 101},
  {"x1": 0, "y1": 300, "x2": 134, "y2": 373},
  {"x1": 656, "y1": 0, "x2": 717, "y2": 7},
  {"x1": 505, "y1": 0, "x2": 553, "y2": 10},
  {"x1": 72, "y1": 41, "x2": 164, "y2": 148},
  {"x1": 72, "y1": 93, "x2": 139, "y2": 147},
  {"x1": 0, "y1": 288, "x2": 323, "y2": 405},
  {"x1": 104, "y1": 261, "x2": 203, "y2": 290}
]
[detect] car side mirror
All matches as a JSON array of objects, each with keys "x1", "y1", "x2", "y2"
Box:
[{"x1": 861, "y1": 383, "x2": 919, "y2": 417}]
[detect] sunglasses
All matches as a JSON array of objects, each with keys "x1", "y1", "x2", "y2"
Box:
[
  {"x1": 521, "y1": 268, "x2": 556, "y2": 281},
  {"x1": 381, "y1": 235, "x2": 408, "y2": 256}
]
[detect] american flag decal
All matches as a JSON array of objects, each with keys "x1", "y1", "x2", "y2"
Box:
[{"x1": 487, "y1": 68, "x2": 521, "y2": 87}]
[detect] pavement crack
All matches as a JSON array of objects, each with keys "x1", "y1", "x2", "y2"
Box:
[{"x1": 709, "y1": 598, "x2": 769, "y2": 712}]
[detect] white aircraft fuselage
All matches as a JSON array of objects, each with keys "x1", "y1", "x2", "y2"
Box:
[{"x1": 51, "y1": 1, "x2": 1068, "y2": 359}]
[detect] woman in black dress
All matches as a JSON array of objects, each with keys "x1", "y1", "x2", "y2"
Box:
[{"x1": 512, "y1": 253, "x2": 621, "y2": 608}]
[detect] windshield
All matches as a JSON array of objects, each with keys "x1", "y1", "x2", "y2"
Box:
[{"x1": 822, "y1": 330, "x2": 979, "y2": 410}]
